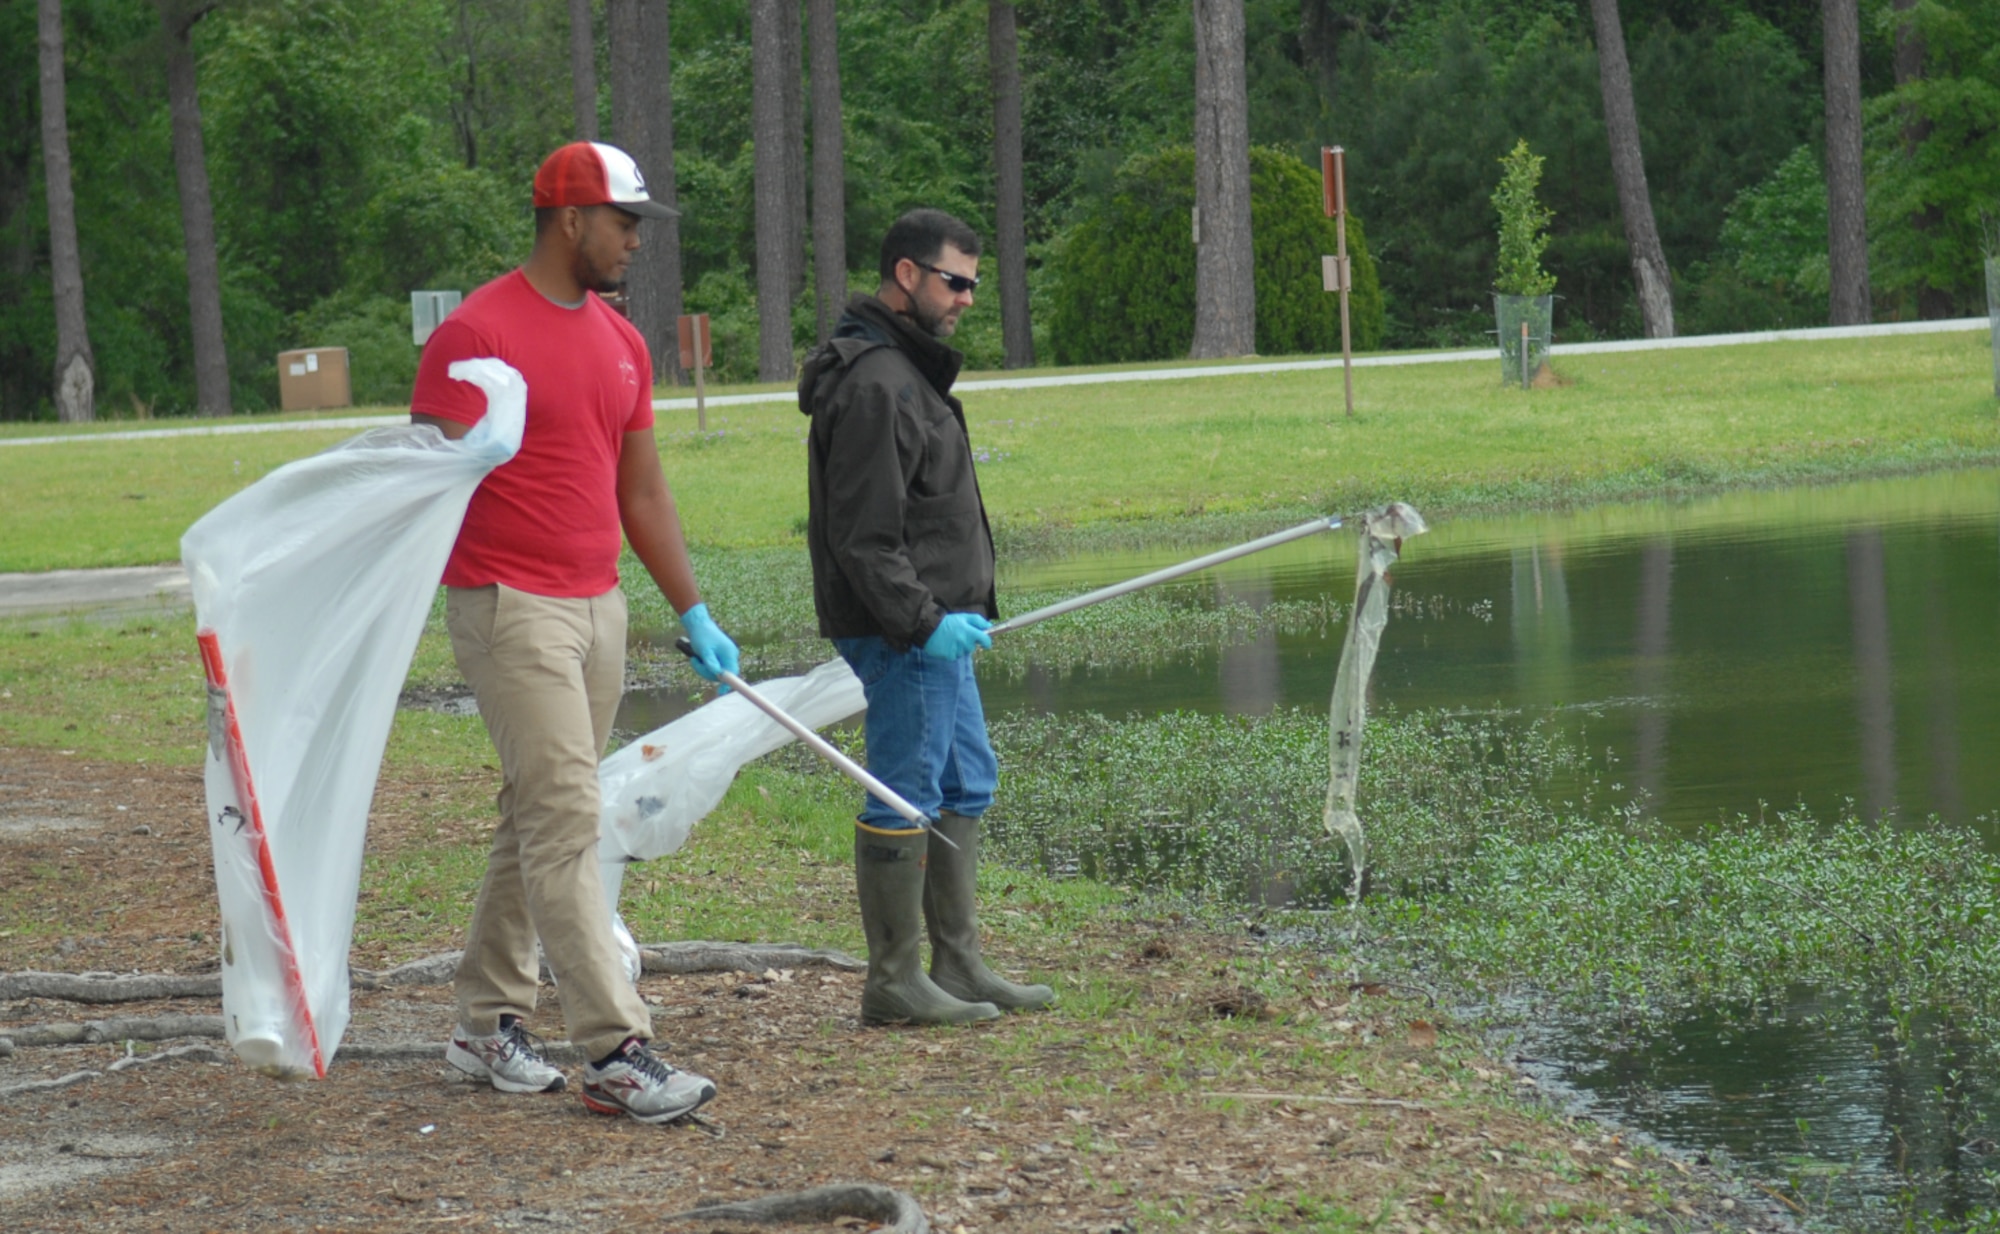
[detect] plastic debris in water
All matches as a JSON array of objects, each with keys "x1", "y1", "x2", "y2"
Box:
[{"x1": 1323, "y1": 502, "x2": 1428, "y2": 904}]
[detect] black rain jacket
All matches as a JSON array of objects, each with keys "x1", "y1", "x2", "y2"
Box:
[{"x1": 797, "y1": 294, "x2": 997, "y2": 649}]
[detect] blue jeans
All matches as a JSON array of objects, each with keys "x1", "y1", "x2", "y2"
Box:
[{"x1": 833, "y1": 636, "x2": 998, "y2": 831}]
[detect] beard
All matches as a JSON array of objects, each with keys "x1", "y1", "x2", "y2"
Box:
[
  {"x1": 570, "y1": 248, "x2": 626, "y2": 295},
  {"x1": 908, "y1": 298, "x2": 959, "y2": 339}
]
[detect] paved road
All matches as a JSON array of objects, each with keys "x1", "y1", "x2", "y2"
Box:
[
  {"x1": 0, "y1": 566, "x2": 189, "y2": 618},
  {"x1": 1, "y1": 316, "x2": 1985, "y2": 450}
]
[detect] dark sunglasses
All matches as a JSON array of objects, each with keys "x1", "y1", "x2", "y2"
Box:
[{"x1": 915, "y1": 261, "x2": 980, "y2": 294}]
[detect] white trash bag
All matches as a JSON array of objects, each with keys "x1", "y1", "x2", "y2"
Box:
[
  {"x1": 182, "y1": 359, "x2": 526, "y2": 1078},
  {"x1": 596, "y1": 656, "x2": 866, "y2": 978}
]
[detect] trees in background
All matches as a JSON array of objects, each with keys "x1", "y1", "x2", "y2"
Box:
[
  {"x1": 1190, "y1": 0, "x2": 1255, "y2": 357},
  {"x1": 1587, "y1": 0, "x2": 1673, "y2": 337},
  {"x1": 6, "y1": 0, "x2": 1994, "y2": 418},
  {"x1": 37, "y1": 0, "x2": 92, "y2": 423},
  {"x1": 1047, "y1": 146, "x2": 1381, "y2": 364}
]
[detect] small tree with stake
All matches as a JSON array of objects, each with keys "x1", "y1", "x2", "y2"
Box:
[{"x1": 1492, "y1": 139, "x2": 1556, "y2": 388}]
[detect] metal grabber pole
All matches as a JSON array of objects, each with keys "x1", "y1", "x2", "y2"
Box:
[
  {"x1": 989, "y1": 514, "x2": 1344, "y2": 636},
  {"x1": 673, "y1": 637, "x2": 960, "y2": 849}
]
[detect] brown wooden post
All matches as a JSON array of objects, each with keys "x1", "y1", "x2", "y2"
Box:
[
  {"x1": 678, "y1": 313, "x2": 712, "y2": 430},
  {"x1": 1322, "y1": 146, "x2": 1353, "y2": 417}
]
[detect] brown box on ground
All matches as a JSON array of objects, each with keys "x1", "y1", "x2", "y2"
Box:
[{"x1": 277, "y1": 347, "x2": 351, "y2": 411}]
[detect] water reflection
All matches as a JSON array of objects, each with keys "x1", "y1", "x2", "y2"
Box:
[
  {"x1": 1848, "y1": 530, "x2": 1898, "y2": 821},
  {"x1": 1514, "y1": 991, "x2": 2000, "y2": 1218},
  {"x1": 1632, "y1": 541, "x2": 1672, "y2": 806},
  {"x1": 982, "y1": 469, "x2": 2000, "y2": 834}
]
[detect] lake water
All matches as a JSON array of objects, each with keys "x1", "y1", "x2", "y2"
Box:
[{"x1": 984, "y1": 468, "x2": 2000, "y2": 836}]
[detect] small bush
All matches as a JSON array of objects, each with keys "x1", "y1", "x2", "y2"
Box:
[
  {"x1": 1491, "y1": 139, "x2": 1556, "y2": 297},
  {"x1": 1046, "y1": 146, "x2": 1383, "y2": 364}
]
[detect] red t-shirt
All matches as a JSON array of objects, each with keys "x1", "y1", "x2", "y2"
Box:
[{"x1": 411, "y1": 269, "x2": 655, "y2": 597}]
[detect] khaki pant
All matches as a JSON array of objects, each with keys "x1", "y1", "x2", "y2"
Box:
[{"x1": 445, "y1": 583, "x2": 650, "y2": 1060}]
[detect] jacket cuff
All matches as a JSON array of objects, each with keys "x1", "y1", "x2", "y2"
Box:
[{"x1": 909, "y1": 603, "x2": 946, "y2": 651}]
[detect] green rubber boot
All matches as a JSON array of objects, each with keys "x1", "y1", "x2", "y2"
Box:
[
  {"x1": 855, "y1": 826, "x2": 1001, "y2": 1026},
  {"x1": 923, "y1": 812, "x2": 1056, "y2": 1012}
]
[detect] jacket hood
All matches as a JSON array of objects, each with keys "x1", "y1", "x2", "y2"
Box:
[
  {"x1": 797, "y1": 334, "x2": 883, "y2": 416},
  {"x1": 797, "y1": 294, "x2": 963, "y2": 416}
]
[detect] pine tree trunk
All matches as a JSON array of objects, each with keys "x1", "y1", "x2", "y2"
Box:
[
  {"x1": 783, "y1": 2, "x2": 808, "y2": 300},
  {"x1": 570, "y1": 0, "x2": 597, "y2": 140},
  {"x1": 640, "y1": 0, "x2": 685, "y2": 382},
  {"x1": 1588, "y1": 0, "x2": 1673, "y2": 338},
  {"x1": 751, "y1": 0, "x2": 796, "y2": 380},
  {"x1": 38, "y1": 0, "x2": 93, "y2": 422},
  {"x1": 1892, "y1": 0, "x2": 1950, "y2": 319},
  {"x1": 989, "y1": 1, "x2": 1033, "y2": 368},
  {"x1": 160, "y1": 2, "x2": 230, "y2": 416},
  {"x1": 808, "y1": 0, "x2": 847, "y2": 343},
  {"x1": 1822, "y1": 0, "x2": 1871, "y2": 325},
  {"x1": 1190, "y1": 0, "x2": 1255, "y2": 358}
]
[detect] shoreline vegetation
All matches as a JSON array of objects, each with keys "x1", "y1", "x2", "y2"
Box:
[{"x1": 4, "y1": 329, "x2": 1998, "y2": 1227}]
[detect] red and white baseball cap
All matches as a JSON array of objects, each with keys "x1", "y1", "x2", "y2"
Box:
[{"x1": 533, "y1": 141, "x2": 678, "y2": 220}]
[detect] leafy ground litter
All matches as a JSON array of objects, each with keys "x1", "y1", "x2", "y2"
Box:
[{"x1": 0, "y1": 746, "x2": 1802, "y2": 1232}]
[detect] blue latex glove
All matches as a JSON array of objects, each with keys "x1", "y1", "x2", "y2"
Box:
[
  {"x1": 679, "y1": 603, "x2": 740, "y2": 688},
  {"x1": 922, "y1": 612, "x2": 993, "y2": 661}
]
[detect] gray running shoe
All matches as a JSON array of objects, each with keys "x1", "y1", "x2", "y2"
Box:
[
  {"x1": 580, "y1": 1039, "x2": 716, "y2": 1124},
  {"x1": 446, "y1": 1021, "x2": 567, "y2": 1094}
]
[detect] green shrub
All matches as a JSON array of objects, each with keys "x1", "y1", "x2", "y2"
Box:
[{"x1": 1046, "y1": 146, "x2": 1383, "y2": 364}]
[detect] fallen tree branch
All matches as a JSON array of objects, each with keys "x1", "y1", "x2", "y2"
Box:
[
  {"x1": 1208, "y1": 1090, "x2": 1429, "y2": 1111},
  {"x1": 107, "y1": 1044, "x2": 228, "y2": 1072},
  {"x1": 3, "y1": 1015, "x2": 225, "y2": 1048},
  {"x1": 0, "y1": 1069, "x2": 102, "y2": 1099},
  {"x1": 3, "y1": 941, "x2": 866, "y2": 1011},
  {"x1": 639, "y1": 942, "x2": 864, "y2": 975},
  {"x1": 0, "y1": 971, "x2": 221, "y2": 1003},
  {"x1": 350, "y1": 941, "x2": 865, "y2": 989},
  {"x1": 665, "y1": 1184, "x2": 928, "y2": 1233}
]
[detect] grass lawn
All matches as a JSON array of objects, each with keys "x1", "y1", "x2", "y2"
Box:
[{"x1": 2, "y1": 329, "x2": 1993, "y2": 572}]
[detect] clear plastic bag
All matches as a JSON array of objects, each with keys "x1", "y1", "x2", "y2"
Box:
[
  {"x1": 596, "y1": 656, "x2": 866, "y2": 974},
  {"x1": 181, "y1": 359, "x2": 525, "y2": 1077}
]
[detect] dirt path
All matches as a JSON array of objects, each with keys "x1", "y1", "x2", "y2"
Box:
[{"x1": 0, "y1": 747, "x2": 1799, "y2": 1232}]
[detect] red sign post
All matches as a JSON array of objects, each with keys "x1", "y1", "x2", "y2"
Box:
[
  {"x1": 1322, "y1": 146, "x2": 1354, "y2": 418},
  {"x1": 676, "y1": 313, "x2": 712, "y2": 429}
]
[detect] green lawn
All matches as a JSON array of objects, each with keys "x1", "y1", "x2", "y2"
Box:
[{"x1": 3, "y1": 329, "x2": 1994, "y2": 572}]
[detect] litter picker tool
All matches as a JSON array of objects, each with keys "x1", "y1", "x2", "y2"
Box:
[
  {"x1": 673, "y1": 638, "x2": 960, "y2": 850},
  {"x1": 989, "y1": 514, "x2": 1343, "y2": 636}
]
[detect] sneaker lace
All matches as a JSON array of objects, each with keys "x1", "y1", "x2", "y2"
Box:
[
  {"x1": 620, "y1": 1042, "x2": 675, "y2": 1084},
  {"x1": 500, "y1": 1020, "x2": 552, "y2": 1063}
]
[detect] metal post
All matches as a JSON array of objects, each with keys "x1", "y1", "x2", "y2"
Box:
[{"x1": 1521, "y1": 320, "x2": 1531, "y2": 390}]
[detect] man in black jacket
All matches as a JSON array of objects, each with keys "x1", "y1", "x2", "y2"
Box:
[{"x1": 798, "y1": 209, "x2": 1054, "y2": 1026}]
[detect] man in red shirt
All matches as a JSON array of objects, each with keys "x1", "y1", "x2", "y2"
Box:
[{"x1": 410, "y1": 142, "x2": 735, "y2": 1124}]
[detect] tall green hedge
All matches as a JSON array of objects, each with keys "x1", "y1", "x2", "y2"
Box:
[{"x1": 1046, "y1": 146, "x2": 1383, "y2": 365}]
